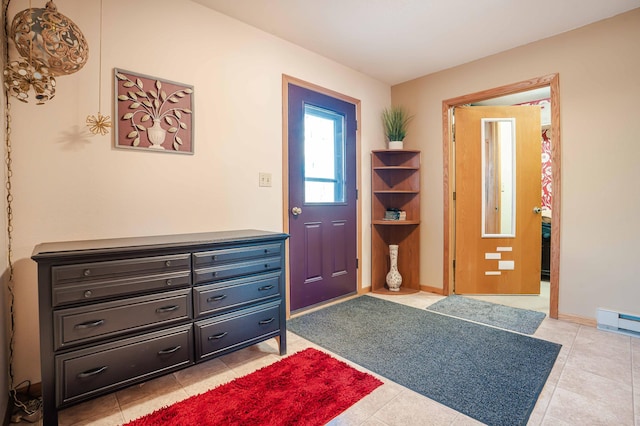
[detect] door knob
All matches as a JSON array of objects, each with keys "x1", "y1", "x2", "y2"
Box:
[
  {"x1": 291, "y1": 207, "x2": 302, "y2": 216},
  {"x1": 533, "y1": 207, "x2": 542, "y2": 214}
]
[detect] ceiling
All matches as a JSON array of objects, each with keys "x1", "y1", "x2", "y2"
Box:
[{"x1": 191, "y1": 0, "x2": 639, "y2": 85}]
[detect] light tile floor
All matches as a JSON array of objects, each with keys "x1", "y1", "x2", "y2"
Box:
[
  {"x1": 20, "y1": 290, "x2": 639, "y2": 425},
  {"x1": 466, "y1": 280, "x2": 551, "y2": 316}
]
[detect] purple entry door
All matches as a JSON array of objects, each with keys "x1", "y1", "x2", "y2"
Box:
[{"x1": 287, "y1": 83, "x2": 357, "y2": 312}]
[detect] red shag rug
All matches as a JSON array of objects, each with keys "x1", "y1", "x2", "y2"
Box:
[{"x1": 125, "y1": 348, "x2": 383, "y2": 425}]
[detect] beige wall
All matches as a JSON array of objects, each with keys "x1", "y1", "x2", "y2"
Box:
[
  {"x1": 392, "y1": 9, "x2": 640, "y2": 320},
  {"x1": 4, "y1": 0, "x2": 390, "y2": 385}
]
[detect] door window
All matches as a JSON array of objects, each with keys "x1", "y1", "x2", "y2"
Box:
[{"x1": 303, "y1": 105, "x2": 346, "y2": 204}]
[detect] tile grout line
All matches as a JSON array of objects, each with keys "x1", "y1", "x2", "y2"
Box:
[
  {"x1": 537, "y1": 322, "x2": 580, "y2": 424},
  {"x1": 366, "y1": 387, "x2": 406, "y2": 425},
  {"x1": 114, "y1": 391, "x2": 127, "y2": 425}
]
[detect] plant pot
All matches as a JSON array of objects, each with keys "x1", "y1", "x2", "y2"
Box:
[
  {"x1": 388, "y1": 141, "x2": 404, "y2": 150},
  {"x1": 148, "y1": 119, "x2": 167, "y2": 149}
]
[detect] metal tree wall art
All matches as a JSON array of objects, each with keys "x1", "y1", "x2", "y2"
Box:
[{"x1": 115, "y1": 69, "x2": 194, "y2": 154}]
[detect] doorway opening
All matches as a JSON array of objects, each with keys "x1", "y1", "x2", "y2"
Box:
[{"x1": 442, "y1": 74, "x2": 561, "y2": 319}]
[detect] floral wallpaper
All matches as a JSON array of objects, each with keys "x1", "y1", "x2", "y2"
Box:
[{"x1": 517, "y1": 98, "x2": 552, "y2": 214}]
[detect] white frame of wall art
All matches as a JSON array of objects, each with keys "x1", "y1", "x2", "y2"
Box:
[{"x1": 114, "y1": 68, "x2": 194, "y2": 154}]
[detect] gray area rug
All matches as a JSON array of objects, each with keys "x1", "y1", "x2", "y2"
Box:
[
  {"x1": 288, "y1": 296, "x2": 561, "y2": 426},
  {"x1": 426, "y1": 295, "x2": 546, "y2": 335}
]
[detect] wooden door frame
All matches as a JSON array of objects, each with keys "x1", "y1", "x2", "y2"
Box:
[
  {"x1": 442, "y1": 74, "x2": 561, "y2": 319},
  {"x1": 282, "y1": 75, "x2": 363, "y2": 319}
]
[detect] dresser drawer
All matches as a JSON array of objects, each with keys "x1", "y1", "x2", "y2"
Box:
[
  {"x1": 56, "y1": 324, "x2": 193, "y2": 406},
  {"x1": 193, "y1": 243, "x2": 282, "y2": 268},
  {"x1": 54, "y1": 289, "x2": 192, "y2": 350},
  {"x1": 53, "y1": 254, "x2": 191, "y2": 286},
  {"x1": 193, "y1": 257, "x2": 281, "y2": 285},
  {"x1": 193, "y1": 272, "x2": 280, "y2": 318},
  {"x1": 52, "y1": 271, "x2": 191, "y2": 307},
  {"x1": 195, "y1": 301, "x2": 280, "y2": 360}
]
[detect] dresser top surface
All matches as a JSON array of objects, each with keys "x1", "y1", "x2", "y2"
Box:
[{"x1": 32, "y1": 229, "x2": 289, "y2": 260}]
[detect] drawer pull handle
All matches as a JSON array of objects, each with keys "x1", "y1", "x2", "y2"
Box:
[
  {"x1": 156, "y1": 305, "x2": 179, "y2": 313},
  {"x1": 77, "y1": 366, "x2": 108, "y2": 379},
  {"x1": 158, "y1": 345, "x2": 181, "y2": 355},
  {"x1": 208, "y1": 332, "x2": 228, "y2": 340},
  {"x1": 165, "y1": 260, "x2": 172, "y2": 267},
  {"x1": 74, "y1": 319, "x2": 105, "y2": 329},
  {"x1": 211, "y1": 255, "x2": 217, "y2": 261},
  {"x1": 207, "y1": 294, "x2": 227, "y2": 302},
  {"x1": 264, "y1": 264, "x2": 270, "y2": 269},
  {"x1": 259, "y1": 318, "x2": 275, "y2": 325},
  {"x1": 84, "y1": 290, "x2": 93, "y2": 298},
  {"x1": 258, "y1": 285, "x2": 274, "y2": 291},
  {"x1": 83, "y1": 269, "x2": 91, "y2": 277},
  {"x1": 166, "y1": 279, "x2": 173, "y2": 286}
]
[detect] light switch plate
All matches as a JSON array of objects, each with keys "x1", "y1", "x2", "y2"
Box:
[{"x1": 259, "y1": 172, "x2": 272, "y2": 187}]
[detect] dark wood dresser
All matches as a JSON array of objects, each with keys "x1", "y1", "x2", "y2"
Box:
[{"x1": 32, "y1": 230, "x2": 288, "y2": 425}]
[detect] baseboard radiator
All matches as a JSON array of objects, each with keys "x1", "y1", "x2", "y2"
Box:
[{"x1": 596, "y1": 308, "x2": 640, "y2": 337}]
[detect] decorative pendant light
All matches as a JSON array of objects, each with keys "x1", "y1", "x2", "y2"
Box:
[
  {"x1": 3, "y1": 58, "x2": 56, "y2": 105},
  {"x1": 3, "y1": 0, "x2": 54, "y2": 104},
  {"x1": 10, "y1": 0, "x2": 89, "y2": 76},
  {"x1": 86, "y1": 0, "x2": 111, "y2": 135}
]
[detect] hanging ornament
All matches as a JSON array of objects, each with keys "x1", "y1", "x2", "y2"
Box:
[
  {"x1": 10, "y1": 0, "x2": 89, "y2": 76},
  {"x1": 86, "y1": 113, "x2": 111, "y2": 136},
  {"x1": 86, "y1": 0, "x2": 110, "y2": 135}
]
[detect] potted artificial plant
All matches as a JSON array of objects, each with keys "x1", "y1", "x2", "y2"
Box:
[{"x1": 382, "y1": 106, "x2": 414, "y2": 150}]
